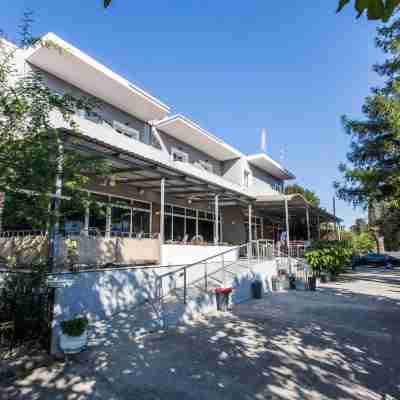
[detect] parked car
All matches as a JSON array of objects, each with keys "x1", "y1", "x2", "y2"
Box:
[{"x1": 355, "y1": 253, "x2": 386, "y2": 267}]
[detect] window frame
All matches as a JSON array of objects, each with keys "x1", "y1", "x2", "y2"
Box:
[{"x1": 171, "y1": 147, "x2": 189, "y2": 163}]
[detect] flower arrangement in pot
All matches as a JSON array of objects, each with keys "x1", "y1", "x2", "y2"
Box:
[{"x1": 59, "y1": 317, "x2": 89, "y2": 354}]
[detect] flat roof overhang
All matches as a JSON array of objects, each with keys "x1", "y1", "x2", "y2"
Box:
[
  {"x1": 26, "y1": 33, "x2": 170, "y2": 122},
  {"x1": 255, "y1": 194, "x2": 340, "y2": 224},
  {"x1": 60, "y1": 128, "x2": 254, "y2": 204},
  {"x1": 247, "y1": 154, "x2": 295, "y2": 181},
  {"x1": 154, "y1": 115, "x2": 243, "y2": 161}
]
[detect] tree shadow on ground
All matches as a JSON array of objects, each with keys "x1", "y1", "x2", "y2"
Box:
[{"x1": 2, "y1": 270, "x2": 400, "y2": 400}]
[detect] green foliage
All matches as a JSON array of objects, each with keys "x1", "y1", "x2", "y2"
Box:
[
  {"x1": 305, "y1": 241, "x2": 353, "y2": 276},
  {"x1": 60, "y1": 317, "x2": 88, "y2": 337},
  {"x1": 350, "y1": 218, "x2": 368, "y2": 234},
  {"x1": 337, "y1": 0, "x2": 400, "y2": 22},
  {"x1": 335, "y1": 17, "x2": 400, "y2": 210},
  {"x1": 0, "y1": 16, "x2": 111, "y2": 231},
  {"x1": 0, "y1": 262, "x2": 48, "y2": 323},
  {"x1": 351, "y1": 231, "x2": 377, "y2": 254},
  {"x1": 284, "y1": 184, "x2": 320, "y2": 207}
]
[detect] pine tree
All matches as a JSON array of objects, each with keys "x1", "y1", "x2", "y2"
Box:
[{"x1": 335, "y1": 17, "x2": 400, "y2": 210}]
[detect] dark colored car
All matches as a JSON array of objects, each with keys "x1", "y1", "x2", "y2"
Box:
[{"x1": 364, "y1": 253, "x2": 388, "y2": 266}]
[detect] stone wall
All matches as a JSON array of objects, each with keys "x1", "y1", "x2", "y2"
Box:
[
  {"x1": 0, "y1": 235, "x2": 49, "y2": 266},
  {"x1": 0, "y1": 236, "x2": 161, "y2": 267}
]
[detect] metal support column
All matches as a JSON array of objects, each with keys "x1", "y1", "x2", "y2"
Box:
[
  {"x1": 284, "y1": 196, "x2": 291, "y2": 272},
  {"x1": 160, "y1": 177, "x2": 165, "y2": 243},
  {"x1": 214, "y1": 194, "x2": 219, "y2": 245},
  {"x1": 306, "y1": 206, "x2": 311, "y2": 242},
  {"x1": 248, "y1": 203, "x2": 252, "y2": 262},
  {"x1": 84, "y1": 206, "x2": 89, "y2": 236},
  {"x1": 248, "y1": 203, "x2": 252, "y2": 243},
  {"x1": 106, "y1": 206, "x2": 111, "y2": 239},
  {"x1": 49, "y1": 142, "x2": 63, "y2": 268},
  {"x1": 317, "y1": 214, "x2": 321, "y2": 240}
]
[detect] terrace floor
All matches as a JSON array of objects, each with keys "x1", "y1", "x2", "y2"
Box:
[{"x1": 1, "y1": 266, "x2": 400, "y2": 399}]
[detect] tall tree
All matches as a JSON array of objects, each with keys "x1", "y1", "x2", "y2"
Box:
[
  {"x1": 337, "y1": 0, "x2": 400, "y2": 22},
  {"x1": 102, "y1": 1, "x2": 400, "y2": 22},
  {"x1": 335, "y1": 16, "x2": 400, "y2": 210},
  {"x1": 0, "y1": 14, "x2": 110, "y2": 233},
  {"x1": 284, "y1": 183, "x2": 320, "y2": 207}
]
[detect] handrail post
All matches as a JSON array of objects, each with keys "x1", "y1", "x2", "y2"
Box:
[
  {"x1": 204, "y1": 263, "x2": 208, "y2": 292},
  {"x1": 184, "y1": 267, "x2": 187, "y2": 305},
  {"x1": 222, "y1": 254, "x2": 225, "y2": 286}
]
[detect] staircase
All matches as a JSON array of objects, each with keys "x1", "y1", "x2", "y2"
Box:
[{"x1": 156, "y1": 240, "x2": 275, "y2": 328}]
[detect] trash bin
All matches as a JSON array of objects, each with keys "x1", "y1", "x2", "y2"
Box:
[
  {"x1": 289, "y1": 275, "x2": 296, "y2": 290},
  {"x1": 215, "y1": 288, "x2": 232, "y2": 311},
  {"x1": 251, "y1": 280, "x2": 263, "y2": 299},
  {"x1": 308, "y1": 276, "x2": 317, "y2": 291}
]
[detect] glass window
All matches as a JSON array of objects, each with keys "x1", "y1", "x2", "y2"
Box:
[
  {"x1": 110, "y1": 196, "x2": 131, "y2": 207},
  {"x1": 133, "y1": 200, "x2": 151, "y2": 210},
  {"x1": 89, "y1": 204, "x2": 107, "y2": 235},
  {"x1": 164, "y1": 215, "x2": 172, "y2": 241},
  {"x1": 197, "y1": 160, "x2": 213, "y2": 173},
  {"x1": 171, "y1": 147, "x2": 189, "y2": 163},
  {"x1": 198, "y1": 220, "x2": 213, "y2": 243},
  {"x1": 173, "y1": 206, "x2": 185, "y2": 216},
  {"x1": 132, "y1": 210, "x2": 150, "y2": 236},
  {"x1": 63, "y1": 210, "x2": 85, "y2": 235},
  {"x1": 186, "y1": 208, "x2": 196, "y2": 218},
  {"x1": 91, "y1": 193, "x2": 109, "y2": 204},
  {"x1": 111, "y1": 207, "x2": 131, "y2": 237},
  {"x1": 173, "y1": 215, "x2": 185, "y2": 241},
  {"x1": 165, "y1": 204, "x2": 172, "y2": 214},
  {"x1": 186, "y1": 218, "x2": 196, "y2": 240}
]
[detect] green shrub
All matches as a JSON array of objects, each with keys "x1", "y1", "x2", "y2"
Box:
[
  {"x1": 305, "y1": 241, "x2": 353, "y2": 277},
  {"x1": 351, "y1": 231, "x2": 376, "y2": 255},
  {"x1": 60, "y1": 317, "x2": 88, "y2": 337}
]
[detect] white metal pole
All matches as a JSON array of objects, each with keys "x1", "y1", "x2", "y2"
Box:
[
  {"x1": 106, "y1": 206, "x2": 111, "y2": 239},
  {"x1": 284, "y1": 196, "x2": 291, "y2": 273},
  {"x1": 248, "y1": 203, "x2": 252, "y2": 262},
  {"x1": 149, "y1": 202, "x2": 153, "y2": 237},
  {"x1": 84, "y1": 206, "x2": 89, "y2": 236},
  {"x1": 214, "y1": 194, "x2": 219, "y2": 245},
  {"x1": 129, "y1": 209, "x2": 133, "y2": 238},
  {"x1": 248, "y1": 203, "x2": 252, "y2": 243},
  {"x1": 306, "y1": 206, "x2": 311, "y2": 242},
  {"x1": 160, "y1": 178, "x2": 165, "y2": 243},
  {"x1": 261, "y1": 217, "x2": 264, "y2": 239},
  {"x1": 196, "y1": 209, "x2": 199, "y2": 237}
]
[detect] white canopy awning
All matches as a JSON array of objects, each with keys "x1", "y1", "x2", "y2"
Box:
[
  {"x1": 255, "y1": 193, "x2": 339, "y2": 223},
  {"x1": 26, "y1": 33, "x2": 170, "y2": 122},
  {"x1": 155, "y1": 115, "x2": 242, "y2": 161},
  {"x1": 247, "y1": 154, "x2": 295, "y2": 181}
]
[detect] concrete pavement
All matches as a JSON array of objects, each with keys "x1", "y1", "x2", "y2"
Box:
[{"x1": 1, "y1": 267, "x2": 399, "y2": 399}]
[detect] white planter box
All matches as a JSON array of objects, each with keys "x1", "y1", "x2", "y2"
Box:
[{"x1": 60, "y1": 331, "x2": 88, "y2": 354}]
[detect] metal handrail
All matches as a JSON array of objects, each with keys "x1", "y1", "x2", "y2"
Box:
[
  {"x1": 158, "y1": 242, "x2": 249, "y2": 281},
  {"x1": 157, "y1": 239, "x2": 275, "y2": 306}
]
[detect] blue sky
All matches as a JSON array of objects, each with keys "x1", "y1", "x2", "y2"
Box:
[{"x1": 1, "y1": 1, "x2": 385, "y2": 226}]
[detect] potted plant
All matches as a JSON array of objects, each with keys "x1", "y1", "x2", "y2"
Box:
[{"x1": 59, "y1": 317, "x2": 89, "y2": 354}]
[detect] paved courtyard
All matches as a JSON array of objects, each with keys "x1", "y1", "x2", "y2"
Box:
[{"x1": 1, "y1": 267, "x2": 400, "y2": 399}]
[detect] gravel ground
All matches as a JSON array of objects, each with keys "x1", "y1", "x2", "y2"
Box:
[{"x1": 1, "y1": 266, "x2": 400, "y2": 400}]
